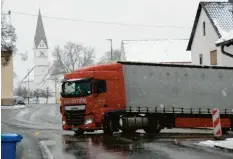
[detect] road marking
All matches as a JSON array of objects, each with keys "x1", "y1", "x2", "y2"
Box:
[
  {"x1": 34, "y1": 132, "x2": 40, "y2": 136},
  {"x1": 39, "y1": 140, "x2": 56, "y2": 159}
]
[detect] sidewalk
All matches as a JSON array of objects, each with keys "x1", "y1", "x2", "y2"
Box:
[{"x1": 197, "y1": 138, "x2": 233, "y2": 151}]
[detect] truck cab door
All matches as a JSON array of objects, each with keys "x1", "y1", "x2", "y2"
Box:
[{"x1": 93, "y1": 79, "x2": 108, "y2": 108}]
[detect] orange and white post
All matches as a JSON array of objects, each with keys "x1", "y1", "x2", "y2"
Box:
[{"x1": 211, "y1": 108, "x2": 222, "y2": 137}]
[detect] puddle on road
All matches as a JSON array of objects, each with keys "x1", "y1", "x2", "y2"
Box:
[
  {"x1": 58, "y1": 133, "x2": 169, "y2": 159},
  {"x1": 47, "y1": 131, "x2": 228, "y2": 159}
]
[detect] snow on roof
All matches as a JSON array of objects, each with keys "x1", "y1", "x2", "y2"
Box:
[
  {"x1": 121, "y1": 40, "x2": 191, "y2": 63},
  {"x1": 36, "y1": 61, "x2": 66, "y2": 89},
  {"x1": 21, "y1": 66, "x2": 35, "y2": 82},
  {"x1": 204, "y1": 2, "x2": 233, "y2": 35},
  {"x1": 216, "y1": 30, "x2": 233, "y2": 44},
  {"x1": 205, "y1": 2, "x2": 233, "y2": 45}
]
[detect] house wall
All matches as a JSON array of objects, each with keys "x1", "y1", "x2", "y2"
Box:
[
  {"x1": 217, "y1": 45, "x2": 233, "y2": 67},
  {"x1": 191, "y1": 8, "x2": 220, "y2": 66},
  {"x1": 1, "y1": 51, "x2": 13, "y2": 105}
]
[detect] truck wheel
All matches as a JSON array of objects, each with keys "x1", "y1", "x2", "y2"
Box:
[
  {"x1": 74, "y1": 129, "x2": 84, "y2": 136},
  {"x1": 103, "y1": 118, "x2": 114, "y2": 135},
  {"x1": 222, "y1": 128, "x2": 230, "y2": 134},
  {"x1": 144, "y1": 118, "x2": 161, "y2": 134}
]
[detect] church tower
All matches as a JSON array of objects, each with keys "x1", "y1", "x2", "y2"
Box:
[{"x1": 33, "y1": 10, "x2": 49, "y2": 88}]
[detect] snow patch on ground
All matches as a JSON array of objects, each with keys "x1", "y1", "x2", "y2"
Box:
[
  {"x1": 198, "y1": 140, "x2": 216, "y2": 148},
  {"x1": 1, "y1": 105, "x2": 25, "y2": 109},
  {"x1": 15, "y1": 107, "x2": 31, "y2": 117},
  {"x1": 198, "y1": 138, "x2": 233, "y2": 150}
]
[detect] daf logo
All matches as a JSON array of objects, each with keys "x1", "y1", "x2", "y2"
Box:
[{"x1": 71, "y1": 107, "x2": 79, "y2": 110}]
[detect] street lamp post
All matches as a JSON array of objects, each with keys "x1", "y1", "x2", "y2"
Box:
[{"x1": 106, "y1": 39, "x2": 113, "y2": 60}]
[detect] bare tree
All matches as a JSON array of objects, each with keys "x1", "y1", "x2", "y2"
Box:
[
  {"x1": 80, "y1": 46, "x2": 95, "y2": 67},
  {"x1": 52, "y1": 42, "x2": 95, "y2": 75},
  {"x1": 15, "y1": 86, "x2": 25, "y2": 97},
  {"x1": 1, "y1": 8, "x2": 17, "y2": 66},
  {"x1": 41, "y1": 87, "x2": 53, "y2": 104},
  {"x1": 19, "y1": 87, "x2": 32, "y2": 102},
  {"x1": 52, "y1": 46, "x2": 70, "y2": 74},
  {"x1": 33, "y1": 89, "x2": 43, "y2": 104},
  {"x1": 98, "y1": 49, "x2": 121, "y2": 64}
]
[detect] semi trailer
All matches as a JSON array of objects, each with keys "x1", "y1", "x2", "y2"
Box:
[{"x1": 60, "y1": 61, "x2": 233, "y2": 135}]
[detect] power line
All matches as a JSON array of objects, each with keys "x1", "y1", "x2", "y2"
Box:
[
  {"x1": 122, "y1": 39, "x2": 189, "y2": 41},
  {"x1": 4, "y1": 10, "x2": 192, "y2": 29}
]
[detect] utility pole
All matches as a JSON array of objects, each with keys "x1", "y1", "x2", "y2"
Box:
[{"x1": 106, "y1": 39, "x2": 113, "y2": 60}]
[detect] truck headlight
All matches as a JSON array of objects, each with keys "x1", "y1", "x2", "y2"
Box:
[{"x1": 85, "y1": 118, "x2": 93, "y2": 125}]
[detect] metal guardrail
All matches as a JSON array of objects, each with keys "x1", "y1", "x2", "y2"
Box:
[{"x1": 125, "y1": 106, "x2": 233, "y2": 115}]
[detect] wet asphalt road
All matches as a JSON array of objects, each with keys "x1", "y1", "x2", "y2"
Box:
[{"x1": 1, "y1": 104, "x2": 233, "y2": 159}]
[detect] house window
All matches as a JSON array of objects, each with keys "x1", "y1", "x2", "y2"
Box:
[
  {"x1": 203, "y1": 22, "x2": 206, "y2": 36},
  {"x1": 199, "y1": 54, "x2": 203, "y2": 65},
  {"x1": 210, "y1": 50, "x2": 217, "y2": 65}
]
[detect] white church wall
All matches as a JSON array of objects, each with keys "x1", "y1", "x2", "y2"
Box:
[{"x1": 34, "y1": 66, "x2": 49, "y2": 85}]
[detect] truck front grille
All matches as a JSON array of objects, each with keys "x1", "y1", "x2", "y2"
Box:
[{"x1": 64, "y1": 110, "x2": 85, "y2": 125}]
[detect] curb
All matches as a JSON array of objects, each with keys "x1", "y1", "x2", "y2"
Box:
[
  {"x1": 1, "y1": 105, "x2": 26, "y2": 109},
  {"x1": 39, "y1": 141, "x2": 55, "y2": 159},
  {"x1": 180, "y1": 142, "x2": 233, "y2": 158},
  {"x1": 214, "y1": 145, "x2": 233, "y2": 152},
  {"x1": 194, "y1": 142, "x2": 233, "y2": 153}
]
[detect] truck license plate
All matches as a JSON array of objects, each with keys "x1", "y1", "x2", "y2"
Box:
[{"x1": 72, "y1": 128, "x2": 79, "y2": 131}]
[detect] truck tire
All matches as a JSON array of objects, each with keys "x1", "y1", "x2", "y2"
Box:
[
  {"x1": 222, "y1": 128, "x2": 230, "y2": 134},
  {"x1": 144, "y1": 117, "x2": 161, "y2": 134},
  {"x1": 103, "y1": 118, "x2": 114, "y2": 135},
  {"x1": 74, "y1": 129, "x2": 84, "y2": 136}
]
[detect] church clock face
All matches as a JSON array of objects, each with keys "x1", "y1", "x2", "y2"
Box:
[{"x1": 39, "y1": 51, "x2": 46, "y2": 57}]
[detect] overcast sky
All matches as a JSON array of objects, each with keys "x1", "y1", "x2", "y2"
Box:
[{"x1": 2, "y1": 0, "x2": 225, "y2": 82}]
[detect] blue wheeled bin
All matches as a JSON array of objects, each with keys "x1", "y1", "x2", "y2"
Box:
[{"x1": 1, "y1": 133, "x2": 23, "y2": 159}]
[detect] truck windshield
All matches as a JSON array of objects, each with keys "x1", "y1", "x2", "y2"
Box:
[{"x1": 62, "y1": 79, "x2": 92, "y2": 97}]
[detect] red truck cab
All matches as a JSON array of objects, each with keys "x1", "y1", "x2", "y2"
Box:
[{"x1": 60, "y1": 63, "x2": 125, "y2": 134}]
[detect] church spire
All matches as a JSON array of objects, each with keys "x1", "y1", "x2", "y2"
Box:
[{"x1": 34, "y1": 9, "x2": 48, "y2": 49}]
